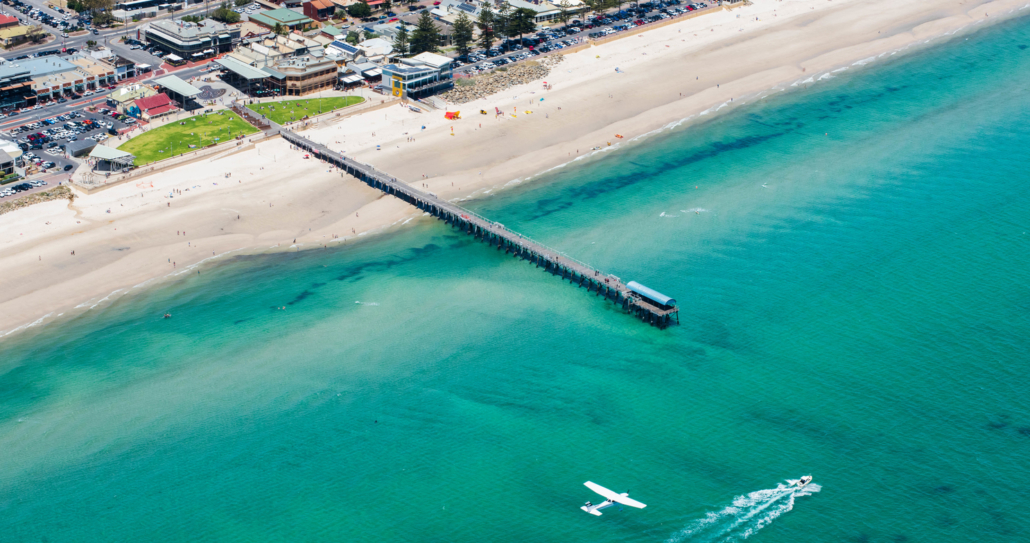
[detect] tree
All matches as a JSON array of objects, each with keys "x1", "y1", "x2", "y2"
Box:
[
  {"x1": 452, "y1": 12, "x2": 474, "y2": 58},
  {"x1": 557, "y1": 0, "x2": 571, "y2": 27},
  {"x1": 211, "y1": 1, "x2": 241, "y2": 24},
  {"x1": 393, "y1": 26, "x2": 409, "y2": 56},
  {"x1": 86, "y1": 39, "x2": 97, "y2": 48},
  {"x1": 26, "y1": 25, "x2": 46, "y2": 44},
  {"x1": 383, "y1": 0, "x2": 392, "y2": 10},
  {"x1": 508, "y1": 8, "x2": 536, "y2": 40},
  {"x1": 476, "y1": 4, "x2": 495, "y2": 51},
  {"x1": 81, "y1": 0, "x2": 113, "y2": 14},
  {"x1": 495, "y1": 1, "x2": 511, "y2": 42},
  {"x1": 181, "y1": 14, "x2": 203, "y2": 23},
  {"x1": 409, "y1": 10, "x2": 439, "y2": 54},
  {"x1": 92, "y1": 11, "x2": 114, "y2": 26},
  {"x1": 235, "y1": 0, "x2": 250, "y2": 6},
  {"x1": 584, "y1": 0, "x2": 606, "y2": 17},
  {"x1": 345, "y1": 31, "x2": 360, "y2": 44},
  {"x1": 347, "y1": 0, "x2": 372, "y2": 18},
  {"x1": 273, "y1": 22, "x2": 287, "y2": 36}
]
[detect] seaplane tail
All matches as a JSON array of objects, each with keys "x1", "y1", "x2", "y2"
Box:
[{"x1": 581, "y1": 505, "x2": 604, "y2": 516}]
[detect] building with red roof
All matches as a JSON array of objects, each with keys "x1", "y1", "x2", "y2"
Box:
[
  {"x1": 303, "y1": 0, "x2": 335, "y2": 21},
  {"x1": 134, "y1": 92, "x2": 177, "y2": 120},
  {"x1": 0, "y1": 15, "x2": 19, "y2": 29}
]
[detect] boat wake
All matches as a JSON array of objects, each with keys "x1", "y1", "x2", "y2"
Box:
[{"x1": 665, "y1": 480, "x2": 820, "y2": 543}]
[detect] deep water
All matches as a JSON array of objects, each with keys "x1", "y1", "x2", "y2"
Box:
[{"x1": 3, "y1": 15, "x2": 1030, "y2": 543}]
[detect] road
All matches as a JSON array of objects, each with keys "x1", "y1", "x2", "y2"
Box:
[
  {"x1": 0, "y1": 0, "x2": 220, "y2": 127},
  {"x1": 454, "y1": 1, "x2": 712, "y2": 75},
  {"x1": 0, "y1": 62, "x2": 211, "y2": 130}
]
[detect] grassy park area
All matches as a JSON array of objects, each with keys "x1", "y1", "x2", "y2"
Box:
[
  {"x1": 118, "y1": 112, "x2": 260, "y2": 166},
  {"x1": 245, "y1": 96, "x2": 365, "y2": 125}
]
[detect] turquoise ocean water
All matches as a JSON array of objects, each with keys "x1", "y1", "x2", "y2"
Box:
[{"x1": 3, "y1": 16, "x2": 1030, "y2": 543}]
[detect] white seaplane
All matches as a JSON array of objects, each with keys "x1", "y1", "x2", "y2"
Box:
[{"x1": 580, "y1": 481, "x2": 647, "y2": 516}]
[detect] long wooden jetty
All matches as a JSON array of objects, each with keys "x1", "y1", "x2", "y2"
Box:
[{"x1": 278, "y1": 128, "x2": 679, "y2": 328}]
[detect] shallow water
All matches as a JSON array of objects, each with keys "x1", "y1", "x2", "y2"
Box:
[{"x1": 3, "y1": 15, "x2": 1030, "y2": 543}]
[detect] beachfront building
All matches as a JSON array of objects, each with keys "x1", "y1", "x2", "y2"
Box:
[
  {"x1": 133, "y1": 93, "x2": 177, "y2": 120},
  {"x1": 18, "y1": 56, "x2": 116, "y2": 103},
  {"x1": 263, "y1": 53, "x2": 337, "y2": 96},
  {"x1": 108, "y1": 84, "x2": 158, "y2": 113},
  {"x1": 0, "y1": 149, "x2": 14, "y2": 176},
  {"x1": 215, "y1": 32, "x2": 340, "y2": 96},
  {"x1": 87, "y1": 145, "x2": 136, "y2": 172},
  {"x1": 144, "y1": 18, "x2": 241, "y2": 62},
  {"x1": 381, "y1": 52, "x2": 453, "y2": 99},
  {"x1": 249, "y1": 8, "x2": 315, "y2": 33},
  {"x1": 152, "y1": 74, "x2": 201, "y2": 109},
  {"x1": 503, "y1": 0, "x2": 578, "y2": 23},
  {"x1": 0, "y1": 64, "x2": 34, "y2": 109}
]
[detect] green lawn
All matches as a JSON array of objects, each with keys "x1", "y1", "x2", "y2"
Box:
[
  {"x1": 117, "y1": 112, "x2": 260, "y2": 166},
  {"x1": 245, "y1": 96, "x2": 365, "y2": 125}
]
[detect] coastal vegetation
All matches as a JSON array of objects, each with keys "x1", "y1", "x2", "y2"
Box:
[
  {"x1": 118, "y1": 113, "x2": 259, "y2": 166},
  {"x1": 246, "y1": 96, "x2": 365, "y2": 125},
  {"x1": 0, "y1": 186, "x2": 72, "y2": 216}
]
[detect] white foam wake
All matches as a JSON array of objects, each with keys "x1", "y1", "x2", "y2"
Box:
[{"x1": 665, "y1": 480, "x2": 821, "y2": 543}]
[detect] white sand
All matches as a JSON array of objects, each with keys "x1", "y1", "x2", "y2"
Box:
[{"x1": 1, "y1": 0, "x2": 1025, "y2": 336}]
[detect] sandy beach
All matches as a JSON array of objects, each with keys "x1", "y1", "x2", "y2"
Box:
[{"x1": 1, "y1": 0, "x2": 1025, "y2": 337}]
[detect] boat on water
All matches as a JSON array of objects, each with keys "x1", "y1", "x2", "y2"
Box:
[{"x1": 795, "y1": 475, "x2": 813, "y2": 489}]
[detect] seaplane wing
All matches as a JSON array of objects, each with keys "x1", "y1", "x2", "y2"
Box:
[{"x1": 584, "y1": 481, "x2": 647, "y2": 509}]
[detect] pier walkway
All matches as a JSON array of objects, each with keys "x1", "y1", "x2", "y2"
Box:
[{"x1": 277, "y1": 127, "x2": 679, "y2": 328}]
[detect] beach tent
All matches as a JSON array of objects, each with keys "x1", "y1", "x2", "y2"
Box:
[{"x1": 444, "y1": 111, "x2": 460, "y2": 120}]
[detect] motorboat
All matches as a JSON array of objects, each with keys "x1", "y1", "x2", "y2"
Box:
[{"x1": 795, "y1": 475, "x2": 812, "y2": 489}]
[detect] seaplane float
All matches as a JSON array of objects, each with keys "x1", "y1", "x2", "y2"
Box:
[{"x1": 580, "y1": 481, "x2": 647, "y2": 516}]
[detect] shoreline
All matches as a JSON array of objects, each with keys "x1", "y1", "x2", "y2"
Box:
[{"x1": 1, "y1": 0, "x2": 1028, "y2": 340}]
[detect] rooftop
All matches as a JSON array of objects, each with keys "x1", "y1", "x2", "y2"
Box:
[
  {"x1": 3, "y1": 56, "x2": 77, "y2": 78},
  {"x1": 108, "y1": 85, "x2": 156, "y2": 103},
  {"x1": 150, "y1": 18, "x2": 233, "y2": 39},
  {"x1": 135, "y1": 92, "x2": 172, "y2": 110},
  {"x1": 410, "y1": 52, "x2": 452, "y2": 69},
  {"x1": 153, "y1": 74, "x2": 201, "y2": 97},
  {"x1": 215, "y1": 55, "x2": 270, "y2": 80},
  {"x1": 249, "y1": 8, "x2": 314, "y2": 26},
  {"x1": 328, "y1": 41, "x2": 359, "y2": 55},
  {"x1": 321, "y1": 25, "x2": 343, "y2": 37},
  {"x1": 89, "y1": 144, "x2": 134, "y2": 161},
  {"x1": 0, "y1": 25, "x2": 29, "y2": 39}
]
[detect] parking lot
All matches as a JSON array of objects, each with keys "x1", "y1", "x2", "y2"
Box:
[
  {"x1": 4, "y1": 108, "x2": 136, "y2": 175},
  {"x1": 454, "y1": 1, "x2": 711, "y2": 76},
  {"x1": 0, "y1": 177, "x2": 54, "y2": 201},
  {"x1": 1, "y1": 0, "x2": 85, "y2": 37}
]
